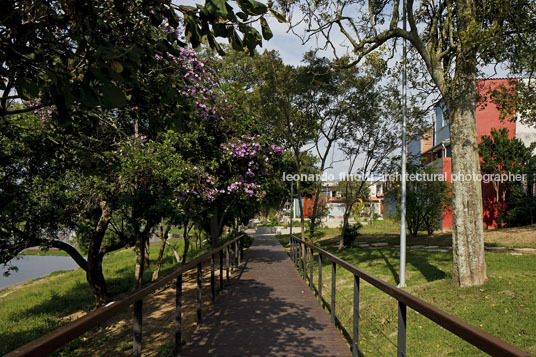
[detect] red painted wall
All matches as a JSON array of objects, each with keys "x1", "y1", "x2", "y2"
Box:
[
  {"x1": 475, "y1": 79, "x2": 517, "y2": 142},
  {"x1": 439, "y1": 79, "x2": 518, "y2": 230},
  {"x1": 441, "y1": 157, "x2": 453, "y2": 230}
]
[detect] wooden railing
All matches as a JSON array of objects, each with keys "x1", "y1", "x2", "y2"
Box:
[
  {"x1": 6, "y1": 235, "x2": 245, "y2": 357},
  {"x1": 289, "y1": 235, "x2": 530, "y2": 357}
]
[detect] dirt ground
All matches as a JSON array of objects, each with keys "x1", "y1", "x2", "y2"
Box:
[
  {"x1": 318, "y1": 224, "x2": 536, "y2": 249},
  {"x1": 58, "y1": 265, "x2": 230, "y2": 356},
  {"x1": 483, "y1": 224, "x2": 536, "y2": 246}
]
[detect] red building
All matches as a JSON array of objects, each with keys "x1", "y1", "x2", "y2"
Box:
[{"x1": 410, "y1": 78, "x2": 536, "y2": 230}]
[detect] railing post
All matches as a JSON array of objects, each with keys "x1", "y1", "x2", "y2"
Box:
[
  {"x1": 174, "y1": 274, "x2": 182, "y2": 357},
  {"x1": 300, "y1": 243, "x2": 303, "y2": 272},
  {"x1": 133, "y1": 299, "x2": 143, "y2": 357},
  {"x1": 398, "y1": 302, "x2": 407, "y2": 357},
  {"x1": 353, "y1": 275, "x2": 360, "y2": 357},
  {"x1": 289, "y1": 236, "x2": 293, "y2": 262},
  {"x1": 289, "y1": 236, "x2": 296, "y2": 265},
  {"x1": 210, "y1": 254, "x2": 215, "y2": 303},
  {"x1": 239, "y1": 237, "x2": 244, "y2": 262},
  {"x1": 294, "y1": 238, "x2": 297, "y2": 265},
  {"x1": 309, "y1": 248, "x2": 313, "y2": 288},
  {"x1": 318, "y1": 253, "x2": 322, "y2": 301},
  {"x1": 234, "y1": 241, "x2": 239, "y2": 267},
  {"x1": 296, "y1": 242, "x2": 300, "y2": 271},
  {"x1": 331, "y1": 261, "x2": 336, "y2": 324},
  {"x1": 302, "y1": 243, "x2": 306, "y2": 278},
  {"x1": 197, "y1": 262, "x2": 202, "y2": 322},
  {"x1": 226, "y1": 246, "x2": 230, "y2": 280},
  {"x1": 219, "y1": 250, "x2": 224, "y2": 290}
]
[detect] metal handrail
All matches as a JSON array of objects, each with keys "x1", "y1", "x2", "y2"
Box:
[
  {"x1": 6, "y1": 235, "x2": 245, "y2": 357},
  {"x1": 289, "y1": 235, "x2": 530, "y2": 357}
]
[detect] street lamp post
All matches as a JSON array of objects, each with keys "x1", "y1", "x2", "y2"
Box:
[
  {"x1": 290, "y1": 181, "x2": 294, "y2": 238},
  {"x1": 398, "y1": 0, "x2": 408, "y2": 288}
]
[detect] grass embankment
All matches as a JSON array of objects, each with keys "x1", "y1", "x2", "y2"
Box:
[
  {"x1": 20, "y1": 249, "x2": 71, "y2": 256},
  {"x1": 0, "y1": 239, "x2": 210, "y2": 355},
  {"x1": 278, "y1": 235, "x2": 536, "y2": 355}
]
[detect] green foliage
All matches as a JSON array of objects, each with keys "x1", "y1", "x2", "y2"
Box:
[
  {"x1": 479, "y1": 128, "x2": 536, "y2": 227},
  {"x1": 0, "y1": 0, "x2": 285, "y2": 303},
  {"x1": 396, "y1": 161, "x2": 451, "y2": 236},
  {"x1": 504, "y1": 186, "x2": 536, "y2": 226},
  {"x1": 342, "y1": 222, "x2": 362, "y2": 248}
]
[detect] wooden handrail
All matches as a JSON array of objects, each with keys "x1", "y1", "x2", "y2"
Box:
[
  {"x1": 290, "y1": 235, "x2": 530, "y2": 357},
  {"x1": 6, "y1": 235, "x2": 244, "y2": 357}
]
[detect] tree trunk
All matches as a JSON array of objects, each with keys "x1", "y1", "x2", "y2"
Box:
[
  {"x1": 86, "y1": 256, "x2": 110, "y2": 305},
  {"x1": 133, "y1": 237, "x2": 146, "y2": 290},
  {"x1": 296, "y1": 180, "x2": 306, "y2": 241},
  {"x1": 234, "y1": 217, "x2": 239, "y2": 237},
  {"x1": 166, "y1": 240, "x2": 181, "y2": 263},
  {"x1": 132, "y1": 220, "x2": 156, "y2": 290},
  {"x1": 86, "y1": 201, "x2": 113, "y2": 305},
  {"x1": 152, "y1": 225, "x2": 171, "y2": 281},
  {"x1": 181, "y1": 221, "x2": 193, "y2": 264},
  {"x1": 448, "y1": 18, "x2": 487, "y2": 286},
  {"x1": 309, "y1": 187, "x2": 322, "y2": 241},
  {"x1": 338, "y1": 210, "x2": 350, "y2": 252},
  {"x1": 210, "y1": 209, "x2": 219, "y2": 248},
  {"x1": 144, "y1": 237, "x2": 151, "y2": 269}
]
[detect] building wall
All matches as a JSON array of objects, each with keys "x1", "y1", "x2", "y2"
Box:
[
  {"x1": 515, "y1": 79, "x2": 536, "y2": 151},
  {"x1": 435, "y1": 106, "x2": 450, "y2": 144},
  {"x1": 409, "y1": 129, "x2": 434, "y2": 163},
  {"x1": 475, "y1": 79, "x2": 517, "y2": 142},
  {"x1": 440, "y1": 157, "x2": 452, "y2": 230},
  {"x1": 408, "y1": 139, "x2": 422, "y2": 163},
  {"x1": 397, "y1": 79, "x2": 535, "y2": 231}
]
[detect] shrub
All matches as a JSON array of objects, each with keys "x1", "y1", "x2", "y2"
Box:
[{"x1": 343, "y1": 223, "x2": 362, "y2": 247}]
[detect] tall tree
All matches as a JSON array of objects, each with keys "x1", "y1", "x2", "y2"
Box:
[
  {"x1": 289, "y1": 0, "x2": 535, "y2": 286},
  {"x1": 254, "y1": 52, "x2": 318, "y2": 240},
  {"x1": 295, "y1": 52, "x2": 355, "y2": 240}
]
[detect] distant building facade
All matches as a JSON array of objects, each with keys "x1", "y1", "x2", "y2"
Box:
[{"x1": 408, "y1": 78, "x2": 536, "y2": 230}]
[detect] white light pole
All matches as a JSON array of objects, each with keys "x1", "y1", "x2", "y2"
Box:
[
  {"x1": 290, "y1": 181, "x2": 294, "y2": 237},
  {"x1": 398, "y1": 0, "x2": 408, "y2": 288}
]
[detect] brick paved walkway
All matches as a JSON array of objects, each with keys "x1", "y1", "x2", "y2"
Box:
[{"x1": 181, "y1": 234, "x2": 351, "y2": 356}]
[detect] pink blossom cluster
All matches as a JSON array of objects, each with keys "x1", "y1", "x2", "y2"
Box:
[
  {"x1": 221, "y1": 136, "x2": 284, "y2": 158},
  {"x1": 158, "y1": 18, "x2": 180, "y2": 37},
  {"x1": 24, "y1": 98, "x2": 54, "y2": 123},
  {"x1": 176, "y1": 47, "x2": 220, "y2": 121},
  {"x1": 227, "y1": 179, "x2": 261, "y2": 198},
  {"x1": 112, "y1": 134, "x2": 148, "y2": 156},
  {"x1": 183, "y1": 172, "x2": 221, "y2": 202},
  {"x1": 153, "y1": 45, "x2": 219, "y2": 121}
]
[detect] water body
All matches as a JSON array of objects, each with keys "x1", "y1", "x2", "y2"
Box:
[{"x1": 0, "y1": 255, "x2": 80, "y2": 290}]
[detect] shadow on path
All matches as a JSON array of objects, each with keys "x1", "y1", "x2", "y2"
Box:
[{"x1": 182, "y1": 235, "x2": 351, "y2": 357}]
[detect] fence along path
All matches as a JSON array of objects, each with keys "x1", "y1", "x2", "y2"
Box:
[{"x1": 181, "y1": 234, "x2": 352, "y2": 356}]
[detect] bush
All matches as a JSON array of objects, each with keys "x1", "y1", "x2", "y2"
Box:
[
  {"x1": 505, "y1": 188, "x2": 536, "y2": 227},
  {"x1": 240, "y1": 233, "x2": 254, "y2": 248},
  {"x1": 343, "y1": 223, "x2": 362, "y2": 247}
]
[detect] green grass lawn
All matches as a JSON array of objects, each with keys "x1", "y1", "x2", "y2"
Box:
[
  {"x1": 284, "y1": 241, "x2": 536, "y2": 356},
  {"x1": 19, "y1": 249, "x2": 71, "y2": 256},
  {"x1": 359, "y1": 219, "x2": 402, "y2": 235},
  {"x1": 0, "y1": 239, "x2": 211, "y2": 355}
]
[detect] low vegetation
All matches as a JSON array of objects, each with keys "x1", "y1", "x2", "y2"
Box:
[{"x1": 0, "y1": 239, "x2": 211, "y2": 355}]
